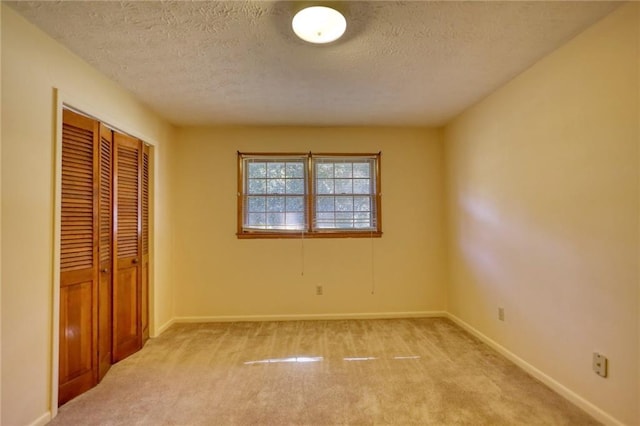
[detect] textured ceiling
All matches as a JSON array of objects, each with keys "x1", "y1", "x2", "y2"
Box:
[{"x1": 8, "y1": 1, "x2": 620, "y2": 127}]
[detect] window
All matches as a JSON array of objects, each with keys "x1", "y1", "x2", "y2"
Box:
[
  {"x1": 238, "y1": 152, "x2": 381, "y2": 238},
  {"x1": 242, "y1": 156, "x2": 307, "y2": 231}
]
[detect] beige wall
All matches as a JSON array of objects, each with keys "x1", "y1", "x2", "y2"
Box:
[
  {"x1": 172, "y1": 127, "x2": 447, "y2": 319},
  {"x1": 150, "y1": 138, "x2": 176, "y2": 335},
  {"x1": 1, "y1": 5, "x2": 175, "y2": 426},
  {"x1": 444, "y1": 3, "x2": 639, "y2": 424},
  {"x1": 2, "y1": 1, "x2": 638, "y2": 425}
]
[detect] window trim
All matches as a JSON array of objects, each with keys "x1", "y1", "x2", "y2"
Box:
[{"x1": 237, "y1": 152, "x2": 382, "y2": 239}]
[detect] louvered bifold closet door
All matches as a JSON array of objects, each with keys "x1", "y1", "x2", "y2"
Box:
[
  {"x1": 97, "y1": 124, "x2": 113, "y2": 381},
  {"x1": 141, "y1": 144, "x2": 150, "y2": 343},
  {"x1": 113, "y1": 133, "x2": 142, "y2": 362},
  {"x1": 59, "y1": 109, "x2": 99, "y2": 405}
]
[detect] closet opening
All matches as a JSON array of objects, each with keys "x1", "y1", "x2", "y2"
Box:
[{"x1": 57, "y1": 107, "x2": 152, "y2": 406}]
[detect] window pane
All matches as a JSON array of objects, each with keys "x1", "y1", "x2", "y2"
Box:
[
  {"x1": 247, "y1": 213, "x2": 266, "y2": 227},
  {"x1": 267, "y1": 197, "x2": 284, "y2": 212},
  {"x1": 316, "y1": 163, "x2": 333, "y2": 178},
  {"x1": 286, "y1": 196, "x2": 305, "y2": 212},
  {"x1": 248, "y1": 196, "x2": 266, "y2": 212},
  {"x1": 266, "y1": 196, "x2": 285, "y2": 212},
  {"x1": 316, "y1": 212, "x2": 335, "y2": 228},
  {"x1": 267, "y1": 179, "x2": 286, "y2": 194},
  {"x1": 353, "y1": 179, "x2": 370, "y2": 194},
  {"x1": 353, "y1": 196, "x2": 371, "y2": 212},
  {"x1": 267, "y1": 212, "x2": 285, "y2": 228},
  {"x1": 248, "y1": 178, "x2": 266, "y2": 194},
  {"x1": 248, "y1": 162, "x2": 266, "y2": 178},
  {"x1": 335, "y1": 212, "x2": 354, "y2": 228},
  {"x1": 354, "y1": 212, "x2": 372, "y2": 228},
  {"x1": 316, "y1": 179, "x2": 334, "y2": 194},
  {"x1": 335, "y1": 179, "x2": 352, "y2": 194},
  {"x1": 317, "y1": 196, "x2": 334, "y2": 212},
  {"x1": 286, "y1": 163, "x2": 304, "y2": 178},
  {"x1": 267, "y1": 162, "x2": 285, "y2": 178},
  {"x1": 353, "y1": 163, "x2": 370, "y2": 178},
  {"x1": 335, "y1": 196, "x2": 353, "y2": 212},
  {"x1": 285, "y1": 212, "x2": 304, "y2": 228},
  {"x1": 334, "y1": 163, "x2": 352, "y2": 178},
  {"x1": 286, "y1": 178, "x2": 305, "y2": 194}
]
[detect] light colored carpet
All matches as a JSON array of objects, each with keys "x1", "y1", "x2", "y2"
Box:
[{"x1": 49, "y1": 318, "x2": 599, "y2": 425}]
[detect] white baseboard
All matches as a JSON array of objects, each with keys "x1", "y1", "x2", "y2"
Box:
[
  {"x1": 445, "y1": 313, "x2": 623, "y2": 426},
  {"x1": 28, "y1": 411, "x2": 51, "y2": 426},
  {"x1": 173, "y1": 311, "x2": 446, "y2": 324}
]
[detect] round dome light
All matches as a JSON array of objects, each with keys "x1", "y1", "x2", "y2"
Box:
[{"x1": 292, "y1": 6, "x2": 347, "y2": 44}]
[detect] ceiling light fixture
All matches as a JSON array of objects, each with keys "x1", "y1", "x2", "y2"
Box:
[{"x1": 292, "y1": 6, "x2": 347, "y2": 44}]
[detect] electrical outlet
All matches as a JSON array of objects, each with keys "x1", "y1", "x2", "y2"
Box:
[
  {"x1": 316, "y1": 285, "x2": 323, "y2": 296},
  {"x1": 593, "y1": 353, "x2": 608, "y2": 378},
  {"x1": 498, "y1": 307, "x2": 504, "y2": 321}
]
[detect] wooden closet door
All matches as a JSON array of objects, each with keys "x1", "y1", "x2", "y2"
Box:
[
  {"x1": 141, "y1": 144, "x2": 150, "y2": 343},
  {"x1": 59, "y1": 109, "x2": 99, "y2": 405},
  {"x1": 113, "y1": 133, "x2": 142, "y2": 362},
  {"x1": 97, "y1": 124, "x2": 113, "y2": 381}
]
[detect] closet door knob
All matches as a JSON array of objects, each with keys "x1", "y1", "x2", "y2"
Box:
[
  {"x1": 132, "y1": 258, "x2": 138, "y2": 264},
  {"x1": 101, "y1": 268, "x2": 109, "y2": 273}
]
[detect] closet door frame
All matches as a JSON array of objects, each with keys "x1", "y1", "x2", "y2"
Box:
[{"x1": 52, "y1": 91, "x2": 155, "y2": 418}]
